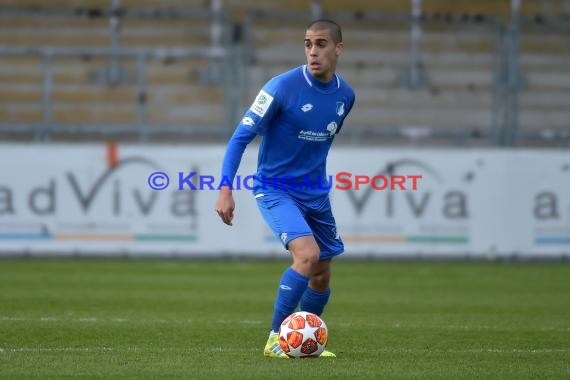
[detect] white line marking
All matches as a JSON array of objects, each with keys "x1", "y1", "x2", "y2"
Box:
[
  {"x1": 373, "y1": 348, "x2": 570, "y2": 354},
  {"x1": 239, "y1": 320, "x2": 263, "y2": 324},
  {"x1": 0, "y1": 316, "x2": 265, "y2": 326},
  {"x1": 0, "y1": 347, "x2": 566, "y2": 354},
  {"x1": 0, "y1": 347, "x2": 113, "y2": 353},
  {"x1": 0, "y1": 317, "x2": 29, "y2": 321},
  {"x1": 39, "y1": 317, "x2": 58, "y2": 322},
  {"x1": 0, "y1": 347, "x2": 257, "y2": 354},
  {"x1": 335, "y1": 321, "x2": 570, "y2": 332},
  {"x1": 1, "y1": 316, "x2": 567, "y2": 333}
]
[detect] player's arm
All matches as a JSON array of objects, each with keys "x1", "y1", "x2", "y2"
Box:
[
  {"x1": 215, "y1": 82, "x2": 280, "y2": 226},
  {"x1": 215, "y1": 125, "x2": 257, "y2": 226}
]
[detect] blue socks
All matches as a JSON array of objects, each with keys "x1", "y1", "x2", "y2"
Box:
[
  {"x1": 300, "y1": 287, "x2": 331, "y2": 316},
  {"x1": 270, "y1": 267, "x2": 332, "y2": 333},
  {"x1": 271, "y1": 267, "x2": 309, "y2": 333}
]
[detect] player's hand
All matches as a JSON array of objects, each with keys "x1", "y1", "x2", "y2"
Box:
[{"x1": 215, "y1": 186, "x2": 235, "y2": 226}]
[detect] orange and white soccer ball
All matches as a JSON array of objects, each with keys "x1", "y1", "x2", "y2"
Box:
[{"x1": 278, "y1": 311, "x2": 328, "y2": 358}]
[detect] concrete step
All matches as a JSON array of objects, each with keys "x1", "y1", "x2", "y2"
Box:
[
  {"x1": 0, "y1": 103, "x2": 225, "y2": 125},
  {"x1": 0, "y1": 58, "x2": 218, "y2": 86},
  {"x1": 0, "y1": 84, "x2": 224, "y2": 104}
]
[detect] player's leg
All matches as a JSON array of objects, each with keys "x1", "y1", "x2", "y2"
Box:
[
  {"x1": 289, "y1": 235, "x2": 321, "y2": 277},
  {"x1": 299, "y1": 258, "x2": 337, "y2": 358},
  {"x1": 299, "y1": 195, "x2": 343, "y2": 358},
  {"x1": 301, "y1": 194, "x2": 343, "y2": 316},
  {"x1": 256, "y1": 192, "x2": 316, "y2": 358},
  {"x1": 265, "y1": 236, "x2": 324, "y2": 358},
  {"x1": 300, "y1": 259, "x2": 331, "y2": 316},
  {"x1": 269, "y1": 236, "x2": 314, "y2": 335}
]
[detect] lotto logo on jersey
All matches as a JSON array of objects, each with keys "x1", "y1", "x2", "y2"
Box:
[{"x1": 250, "y1": 89, "x2": 274, "y2": 117}]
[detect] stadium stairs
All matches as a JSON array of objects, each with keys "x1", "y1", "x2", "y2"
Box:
[
  {"x1": 0, "y1": 1, "x2": 228, "y2": 142},
  {"x1": 244, "y1": 1, "x2": 569, "y2": 146},
  {"x1": 0, "y1": 0, "x2": 568, "y2": 145}
]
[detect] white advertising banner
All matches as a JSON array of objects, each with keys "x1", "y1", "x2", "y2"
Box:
[{"x1": 0, "y1": 144, "x2": 568, "y2": 258}]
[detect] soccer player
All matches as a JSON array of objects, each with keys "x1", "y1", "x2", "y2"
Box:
[{"x1": 215, "y1": 19, "x2": 355, "y2": 358}]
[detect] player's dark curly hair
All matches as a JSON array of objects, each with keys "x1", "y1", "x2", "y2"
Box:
[{"x1": 307, "y1": 19, "x2": 342, "y2": 44}]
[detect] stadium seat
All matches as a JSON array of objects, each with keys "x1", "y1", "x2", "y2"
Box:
[
  {"x1": 0, "y1": 1, "x2": 231, "y2": 141},
  {"x1": 0, "y1": 0, "x2": 568, "y2": 144},
  {"x1": 243, "y1": 0, "x2": 569, "y2": 145}
]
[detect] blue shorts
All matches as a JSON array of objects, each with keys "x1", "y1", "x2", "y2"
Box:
[{"x1": 255, "y1": 191, "x2": 344, "y2": 260}]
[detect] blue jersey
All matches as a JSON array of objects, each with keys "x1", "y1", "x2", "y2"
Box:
[{"x1": 222, "y1": 65, "x2": 355, "y2": 200}]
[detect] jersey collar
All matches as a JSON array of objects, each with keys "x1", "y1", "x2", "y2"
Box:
[{"x1": 302, "y1": 65, "x2": 340, "y2": 92}]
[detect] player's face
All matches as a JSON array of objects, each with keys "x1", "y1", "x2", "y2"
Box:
[{"x1": 304, "y1": 29, "x2": 343, "y2": 83}]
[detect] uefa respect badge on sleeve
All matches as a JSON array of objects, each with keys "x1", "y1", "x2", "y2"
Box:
[{"x1": 250, "y1": 89, "x2": 274, "y2": 117}]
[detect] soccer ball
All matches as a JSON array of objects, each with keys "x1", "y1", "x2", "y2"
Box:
[{"x1": 278, "y1": 311, "x2": 328, "y2": 358}]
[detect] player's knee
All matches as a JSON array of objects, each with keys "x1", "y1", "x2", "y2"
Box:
[
  {"x1": 291, "y1": 248, "x2": 320, "y2": 276},
  {"x1": 294, "y1": 252, "x2": 320, "y2": 274},
  {"x1": 310, "y1": 270, "x2": 330, "y2": 291}
]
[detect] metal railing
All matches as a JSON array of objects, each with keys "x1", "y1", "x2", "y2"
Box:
[
  {"x1": 0, "y1": 5, "x2": 568, "y2": 146},
  {"x1": 0, "y1": 46, "x2": 236, "y2": 142},
  {"x1": 244, "y1": 9, "x2": 504, "y2": 146},
  {"x1": 514, "y1": 14, "x2": 570, "y2": 146},
  {"x1": 0, "y1": 4, "x2": 240, "y2": 142}
]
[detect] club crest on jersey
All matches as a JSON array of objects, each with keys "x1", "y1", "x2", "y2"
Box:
[
  {"x1": 327, "y1": 121, "x2": 338, "y2": 136},
  {"x1": 336, "y1": 101, "x2": 345, "y2": 117}
]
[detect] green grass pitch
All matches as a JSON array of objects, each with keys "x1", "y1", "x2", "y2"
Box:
[{"x1": 0, "y1": 259, "x2": 568, "y2": 379}]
